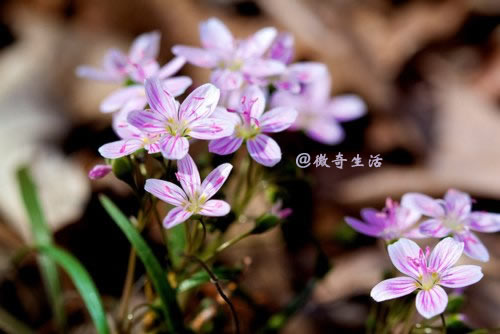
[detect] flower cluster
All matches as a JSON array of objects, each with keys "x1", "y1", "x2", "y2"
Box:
[
  {"x1": 346, "y1": 189, "x2": 500, "y2": 319},
  {"x1": 172, "y1": 17, "x2": 366, "y2": 146},
  {"x1": 83, "y1": 18, "x2": 368, "y2": 182},
  {"x1": 83, "y1": 19, "x2": 363, "y2": 227}
]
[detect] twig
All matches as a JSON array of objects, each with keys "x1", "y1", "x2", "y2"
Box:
[{"x1": 186, "y1": 255, "x2": 240, "y2": 334}]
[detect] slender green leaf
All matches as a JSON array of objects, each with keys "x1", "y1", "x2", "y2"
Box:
[
  {"x1": 38, "y1": 245, "x2": 109, "y2": 334},
  {"x1": 16, "y1": 167, "x2": 65, "y2": 330},
  {"x1": 99, "y1": 195, "x2": 186, "y2": 333},
  {"x1": 0, "y1": 306, "x2": 34, "y2": 334}
]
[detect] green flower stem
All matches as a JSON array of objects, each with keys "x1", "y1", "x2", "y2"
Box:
[
  {"x1": 201, "y1": 230, "x2": 252, "y2": 263},
  {"x1": 440, "y1": 313, "x2": 447, "y2": 334}
]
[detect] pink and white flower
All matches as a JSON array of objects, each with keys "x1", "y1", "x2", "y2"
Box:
[
  {"x1": 172, "y1": 17, "x2": 286, "y2": 91},
  {"x1": 402, "y1": 189, "x2": 500, "y2": 262},
  {"x1": 99, "y1": 56, "x2": 192, "y2": 114},
  {"x1": 271, "y1": 70, "x2": 366, "y2": 145},
  {"x1": 126, "y1": 78, "x2": 234, "y2": 160},
  {"x1": 371, "y1": 238, "x2": 483, "y2": 319},
  {"x1": 77, "y1": 31, "x2": 192, "y2": 113},
  {"x1": 77, "y1": 31, "x2": 163, "y2": 83},
  {"x1": 208, "y1": 85, "x2": 297, "y2": 167},
  {"x1": 145, "y1": 154, "x2": 232, "y2": 228},
  {"x1": 345, "y1": 198, "x2": 424, "y2": 241}
]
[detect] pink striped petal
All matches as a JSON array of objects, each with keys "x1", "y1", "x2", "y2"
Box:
[
  {"x1": 306, "y1": 119, "x2": 344, "y2": 145},
  {"x1": 415, "y1": 286, "x2": 448, "y2": 319},
  {"x1": 241, "y1": 85, "x2": 266, "y2": 119},
  {"x1": 444, "y1": 189, "x2": 471, "y2": 219},
  {"x1": 468, "y1": 212, "x2": 500, "y2": 232},
  {"x1": 440, "y1": 265, "x2": 483, "y2": 288},
  {"x1": 100, "y1": 86, "x2": 144, "y2": 113},
  {"x1": 345, "y1": 217, "x2": 383, "y2": 237},
  {"x1": 160, "y1": 135, "x2": 189, "y2": 160},
  {"x1": 360, "y1": 208, "x2": 386, "y2": 227},
  {"x1": 211, "y1": 107, "x2": 242, "y2": 127},
  {"x1": 370, "y1": 277, "x2": 418, "y2": 302},
  {"x1": 75, "y1": 66, "x2": 121, "y2": 82},
  {"x1": 200, "y1": 163, "x2": 233, "y2": 200},
  {"x1": 158, "y1": 56, "x2": 186, "y2": 79},
  {"x1": 401, "y1": 193, "x2": 444, "y2": 218},
  {"x1": 144, "y1": 179, "x2": 187, "y2": 207},
  {"x1": 189, "y1": 118, "x2": 235, "y2": 140},
  {"x1": 242, "y1": 59, "x2": 286, "y2": 78},
  {"x1": 208, "y1": 136, "x2": 243, "y2": 155},
  {"x1": 176, "y1": 154, "x2": 201, "y2": 199},
  {"x1": 98, "y1": 139, "x2": 143, "y2": 158},
  {"x1": 328, "y1": 95, "x2": 367, "y2": 122},
  {"x1": 454, "y1": 232, "x2": 489, "y2": 262},
  {"x1": 127, "y1": 109, "x2": 167, "y2": 134},
  {"x1": 179, "y1": 83, "x2": 220, "y2": 121},
  {"x1": 129, "y1": 61, "x2": 160, "y2": 82},
  {"x1": 145, "y1": 139, "x2": 162, "y2": 154},
  {"x1": 259, "y1": 107, "x2": 297, "y2": 133},
  {"x1": 162, "y1": 76, "x2": 192, "y2": 97},
  {"x1": 269, "y1": 33, "x2": 294, "y2": 65},
  {"x1": 200, "y1": 18, "x2": 234, "y2": 52},
  {"x1": 239, "y1": 27, "x2": 277, "y2": 58},
  {"x1": 287, "y1": 62, "x2": 328, "y2": 84},
  {"x1": 103, "y1": 48, "x2": 128, "y2": 74},
  {"x1": 247, "y1": 134, "x2": 282, "y2": 167},
  {"x1": 172, "y1": 45, "x2": 218, "y2": 68},
  {"x1": 129, "y1": 31, "x2": 161, "y2": 63},
  {"x1": 163, "y1": 207, "x2": 193, "y2": 229},
  {"x1": 276, "y1": 62, "x2": 327, "y2": 93},
  {"x1": 419, "y1": 219, "x2": 451, "y2": 238},
  {"x1": 199, "y1": 200, "x2": 230, "y2": 217},
  {"x1": 112, "y1": 104, "x2": 146, "y2": 139},
  {"x1": 210, "y1": 69, "x2": 244, "y2": 91},
  {"x1": 428, "y1": 237, "x2": 463, "y2": 273},
  {"x1": 388, "y1": 238, "x2": 422, "y2": 279},
  {"x1": 145, "y1": 78, "x2": 178, "y2": 119}
]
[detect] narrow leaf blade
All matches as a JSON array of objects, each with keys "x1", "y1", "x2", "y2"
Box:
[
  {"x1": 0, "y1": 306, "x2": 34, "y2": 334},
  {"x1": 38, "y1": 245, "x2": 110, "y2": 334},
  {"x1": 99, "y1": 195, "x2": 185, "y2": 333},
  {"x1": 16, "y1": 167, "x2": 65, "y2": 329}
]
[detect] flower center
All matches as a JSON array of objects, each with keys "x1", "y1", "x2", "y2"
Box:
[
  {"x1": 442, "y1": 216, "x2": 464, "y2": 232},
  {"x1": 234, "y1": 123, "x2": 260, "y2": 140},
  {"x1": 218, "y1": 58, "x2": 243, "y2": 71},
  {"x1": 165, "y1": 118, "x2": 190, "y2": 137},
  {"x1": 418, "y1": 272, "x2": 440, "y2": 291},
  {"x1": 186, "y1": 194, "x2": 207, "y2": 213}
]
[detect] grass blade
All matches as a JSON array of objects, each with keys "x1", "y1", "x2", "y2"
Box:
[
  {"x1": 16, "y1": 167, "x2": 65, "y2": 330},
  {"x1": 99, "y1": 195, "x2": 186, "y2": 333},
  {"x1": 0, "y1": 306, "x2": 34, "y2": 334},
  {"x1": 38, "y1": 245, "x2": 110, "y2": 334}
]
